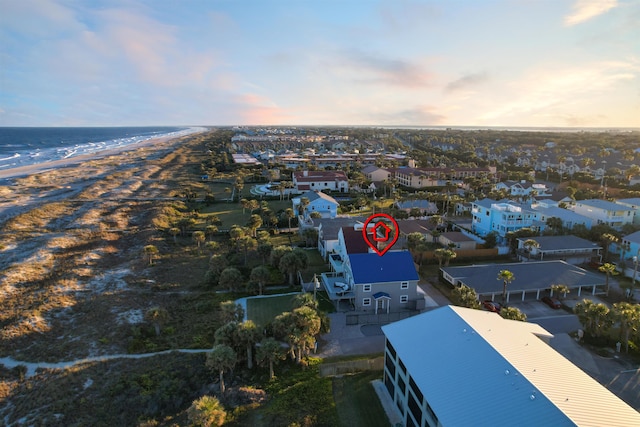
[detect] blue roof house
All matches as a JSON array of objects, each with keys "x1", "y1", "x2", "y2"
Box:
[{"x1": 343, "y1": 251, "x2": 420, "y2": 313}]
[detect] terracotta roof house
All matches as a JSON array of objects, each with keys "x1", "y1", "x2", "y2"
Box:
[{"x1": 292, "y1": 170, "x2": 349, "y2": 193}]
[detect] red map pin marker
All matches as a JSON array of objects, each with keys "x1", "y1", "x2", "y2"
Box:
[{"x1": 362, "y1": 213, "x2": 399, "y2": 256}]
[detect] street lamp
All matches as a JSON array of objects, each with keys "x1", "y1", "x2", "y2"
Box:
[
  {"x1": 632, "y1": 255, "x2": 638, "y2": 296},
  {"x1": 313, "y1": 274, "x2": 320, "y2": 300}
]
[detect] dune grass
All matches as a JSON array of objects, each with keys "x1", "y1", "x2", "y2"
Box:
[{"x1": 332, "y1": 371, "x2": 390, "y2": 427}]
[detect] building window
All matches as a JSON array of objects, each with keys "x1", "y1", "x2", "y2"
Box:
[
  {"x1": 399, "y1": 357, "x2": 407, "y2": 375},
  {"x1": 363, "y1": 298, "x2": 371, "y2": 306},
  {"x1": 386, "y1": 340, "x2": 397, "y2": 360},
  {"x1": 363, "y1": 284, "x2": 371, "y2": 292},
  {"x1": 400, "y1": 295, "x2": 408, "y2": 303},
  {"x1": 401, "y1": 281, "x2": 409, "y2": 289},
  {"x1": 385, "y1": 356, "x2": 396, "y2": 379}
]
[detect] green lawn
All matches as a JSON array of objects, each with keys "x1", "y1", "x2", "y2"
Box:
[
  {"x1": 246, "y1": 293, "x2": 300, "y2": 327},
  {"x1": 301, "y1": 249, "x2": 329, "y2": 281},
  {"x1": 199, "y1": 196, "x2": 296, "y2": 230},
  {"x1": 333, "y1": 371, "x2": 390, "y2": 427}
]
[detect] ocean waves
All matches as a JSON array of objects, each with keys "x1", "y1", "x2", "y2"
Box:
[{"x1": 0, "y1": 126, "x2": 205, "y2": 170}]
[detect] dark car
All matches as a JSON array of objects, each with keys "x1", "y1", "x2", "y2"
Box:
[
  {"x1": 541, "y1": 296, "x2": 562, "y2": 309},
  {"x1": 482, "y1": 300, "x2": 502, "y2": 313}
]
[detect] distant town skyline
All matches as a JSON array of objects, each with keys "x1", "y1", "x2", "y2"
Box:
[{"x1": 1, "y1": 0, "x2": 638, "y2": 128}]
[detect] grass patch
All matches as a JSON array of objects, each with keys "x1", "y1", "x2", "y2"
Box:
[
  {"x1": 333, "y1": 371, "x2": 389, "y2": 427},
  {"x1": 246, "y1": 293, "x2": 300, "y2": 327},
  {"x1": 238, "y1": 358, "x2": 340, "y2": 427}
]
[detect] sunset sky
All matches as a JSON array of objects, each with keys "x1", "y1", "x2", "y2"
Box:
[{"x1": 1, "y1": 0, "x2": 638, "y2": 128}]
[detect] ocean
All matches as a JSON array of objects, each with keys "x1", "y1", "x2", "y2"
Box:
[{"x1": 0, "y1": 126, "x2": 204, "y2": 171}]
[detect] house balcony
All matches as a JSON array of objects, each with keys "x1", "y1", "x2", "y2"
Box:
[
  {"x1": 329, "y1": 253, "x2": 345, "y2": 274},
  {"x1": 321, "y1": 272, "x2": 355, "y2": 301}
]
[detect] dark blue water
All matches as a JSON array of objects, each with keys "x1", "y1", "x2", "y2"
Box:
[{"x1": 0, "y1": 126, "x2": 200, "y2": 170}]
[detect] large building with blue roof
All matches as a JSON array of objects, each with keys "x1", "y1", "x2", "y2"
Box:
[{"x1": 381, "y1": 305, "x2": 640, "y2": 427}]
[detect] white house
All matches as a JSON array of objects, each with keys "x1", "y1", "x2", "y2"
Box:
[
  {"x1": 494, "y1": 180, "x2": 550, "y2": 198},
  {"x1": 314, "y1": 217, "x2": 365, "y2": 259},
  {"x1": 616, "y1": 198, "x2": 640, "y2": 225},
  {"x1": 530, "y1": 204, "x2": 594, "y2": 231},
  {"x1": 572, "y1": 199, "x2": 634, "y2": 230},
  {"x1": 380, "y1": 305, "x2": 640, "y2": 427},
  {"x1": 292, "y1": 170, "x2": 349, "y2": 193}
]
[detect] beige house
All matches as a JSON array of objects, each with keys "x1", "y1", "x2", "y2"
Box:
[{"x1": 437, "y1": 232, "x2": 477, "y2": 250}]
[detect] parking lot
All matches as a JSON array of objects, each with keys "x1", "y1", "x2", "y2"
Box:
[{"x1": 508, "y1": 299, "x2": 582, "y2": 334}]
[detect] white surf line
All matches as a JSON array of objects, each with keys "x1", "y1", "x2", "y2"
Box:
[{"x1": 0, "y1": 348, "x2": 211, "y2": 378}]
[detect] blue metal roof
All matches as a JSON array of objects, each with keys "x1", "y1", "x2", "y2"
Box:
[{"x1": 348, "y1": 251, "x2": 419, "y2": 284}]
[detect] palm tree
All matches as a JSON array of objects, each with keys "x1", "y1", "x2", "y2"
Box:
[
  {"x1": 236, "y1": 320, "x2": 261, "y2": 369},
  {"x1": 169, "y1": 227, "x2": 180, "y2": 243},
  {"x1": 193, "y1": 231, "x2": 206, "y2": 251},
  {"x1": 246, "y1": 214, "x2": 263, "y2": 238},
  {"x1": 598, "y1": 262, "x2": 618, "y2": 296},
  {"x1": 443, "y1": 249, "x2": 456, "y2": 266},
  {"x1": 279, "y1": 249, "x2": 309, "y2": 286},
  {"x1": 451, "y1": 285, "x2": 480, "y2": 309},
  {"x1": 522, "y1": 239, "x2": 540, "y2": 261},
  {"x1": 143, "y1": 245, "x2": 159, "y2": 265},
  {"x1": 248, "y1": 199, "x2": 260, "y2": 214},
  {"x1": 550, "y1": 284, "x2": 570, "y2": 299},
  {"x1": 600, "y1": 233, "x2": 619, "y2": 262},
  {"x1": 187, "y1": 395, "x2": 226, "y2": 427},
  {"x1": 500, "y1": 307, "x2": 527, "y2": 321},
  {"x1": 205, "y1": 225, "x2": 218, "y2": 241},
  {"x1": 240, "y1": 198, "x2": 250, "y2": 214},
  {"x1": 270, "y1": 245, "x2": 293, "y2": 268},
  {"x1": 249, "y1": 265, "x2": 271, "y2": 295},
  {"x1": 497, "y1": 269, "x2": 515, "y2": 306},
  {"x1": 218, "y1": 267, "x2": 244, "y2": 291},
  {"x1": 145, "y1": 306, "x2": 169, "y2": 336},
  {"x1": 218, "y1": 300, "x2": 244, "y2": 323},
  {"x1": 612, "y1": 302, "x2": 640, "y2": 352},
  {"x1": 256, "y1": 337, "x2": 286, "y2": 379},
  {"x1": 284, "y1": 208, "x2": 295, "y2": 230},
  {"x1": 206, "y1": 344, "x2": 237, "y2": 394},
  {"x1": 298, "y1": 197, "x2": 310, "y2": 217},
  {"x1": 574, "y1": 299, "x2": 612, "y2": 338}
]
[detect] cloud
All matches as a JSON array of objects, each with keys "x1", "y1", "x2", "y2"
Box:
[
  {"x1": 564, "y1": 0, "x2": 618, "y2": 26},
  {"x1": 445, "y1": 72, "x2": 489, "y2": 93},
  {"x1": 334, "y1": 49, "x2": 434, "y2": 88},
  {"x1": 366, "y1": 105, "x2": 446, "y2": 125},
  {"x1": 477, "y1": 60, "x2": 639, "y2": 126}
]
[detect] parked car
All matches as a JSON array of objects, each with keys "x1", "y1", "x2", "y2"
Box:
[
  {"x1": 541, "y1": 296, "x2": 562, "y2": 309},
  {"x1": 482, "y1": 300, "x2": 502, "y2": 313}
]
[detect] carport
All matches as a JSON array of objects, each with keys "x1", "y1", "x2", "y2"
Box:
[{"x1": 441, "y1": 260, "x2": 605, "y2": 303}]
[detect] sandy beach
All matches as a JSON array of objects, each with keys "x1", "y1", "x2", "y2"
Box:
[
  {"x1": 0, "y1": 131, "x2": 197, "y2": 181},
  {"x1": 0, "y1": 129, "x2": 209, "y2": 362}
]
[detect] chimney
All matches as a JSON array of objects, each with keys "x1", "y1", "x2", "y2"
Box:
[{"x1": 303, "y1": 170, "x2": 308, "y2": 177}]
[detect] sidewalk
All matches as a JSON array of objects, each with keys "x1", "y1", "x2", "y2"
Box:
[{"x1": 315, "y1": 312, "x2": 385, "y2": 358}]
